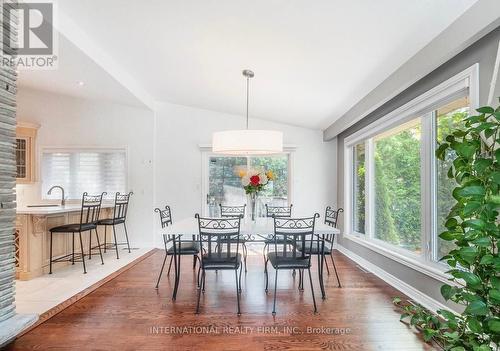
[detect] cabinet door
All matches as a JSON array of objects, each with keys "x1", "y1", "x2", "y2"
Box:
[
  {"x1": 16, "y1": 137, "x2": 28, "y2": 180},
  {"x1": 15, "y1": 125, "x2": 37, "y2": 183}
]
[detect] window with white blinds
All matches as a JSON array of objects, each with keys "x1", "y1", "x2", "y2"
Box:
[{"x1": 41, "y1": 149, "x2": 127, "y2": 200}]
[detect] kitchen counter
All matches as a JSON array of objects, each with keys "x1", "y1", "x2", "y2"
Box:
[
  {"x1": 15, "y1": 204, "x2": 114, "y2": 280},
  {"x1": 16, "y1": 203, "x2": 114, "y2": 215}
]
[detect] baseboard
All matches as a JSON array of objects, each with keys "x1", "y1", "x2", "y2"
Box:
[{"x1": 336, "y1": 244, "x2": 450, "y2": 313}]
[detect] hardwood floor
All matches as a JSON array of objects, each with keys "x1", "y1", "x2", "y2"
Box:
[{"x1": 7, "y1": 248, "x2": 435, "y2": 350}]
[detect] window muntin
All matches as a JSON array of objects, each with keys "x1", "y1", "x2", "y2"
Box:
[{"x1": 42, "y1": 149, "x2": 127, "y2": 200}]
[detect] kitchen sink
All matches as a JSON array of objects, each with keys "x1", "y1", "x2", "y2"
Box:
[{"x1": 26, "y1": 204, "x2": 60, "y2": 208}]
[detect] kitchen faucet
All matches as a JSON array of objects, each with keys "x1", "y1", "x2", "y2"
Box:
[{"x1": 47, "y1": 185, "x2": 65, "y2": 206}]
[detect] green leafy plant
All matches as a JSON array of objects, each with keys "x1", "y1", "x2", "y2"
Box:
[{"x1": 394, "y1": 103, "x2": 500, "y2": 351}]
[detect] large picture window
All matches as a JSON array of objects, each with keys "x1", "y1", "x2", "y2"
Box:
[
  {"x1": 352, "y1": 143, "x2": 366, "y2": 234},
  {"x1": 206, "y1": 154, "x2": 290, "y2": 217},
  {"x1": 344, "y1": 66, "x2": 477, "y2": 274},
  {"x1": 373, "y1": 118, "x2": 422, "y2": 253},
  {"x1": 435, "y1": 97, "x2": 469, "y2": 260}
]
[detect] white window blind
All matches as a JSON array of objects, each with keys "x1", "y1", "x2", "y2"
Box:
[{"x1": 42, "y1": 149, "x2": 127, "y2": 200}]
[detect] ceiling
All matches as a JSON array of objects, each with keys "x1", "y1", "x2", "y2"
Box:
[
  {"x1": 25, "y1": 0, "x2": 479, "y2": 129},
  {"x1": 18, "y1": 33, "x2": 145, "y2": 108}
]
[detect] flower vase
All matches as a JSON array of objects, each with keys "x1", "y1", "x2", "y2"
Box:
[{"x1": 248, "y1": 192, "x2": 257, "y2": 221}]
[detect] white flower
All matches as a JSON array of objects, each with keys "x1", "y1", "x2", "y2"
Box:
[
  {"x1": 241, "y1": 175, "x2": 250, "y2": 186},
  {"x1": 259, "y1": 173, "x2": 268, "y2": 185}
]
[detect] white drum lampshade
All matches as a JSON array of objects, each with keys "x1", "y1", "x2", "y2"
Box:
[
  {"x1": 212, "y1": 129, "x2": 283, "y2": 155},
  {"x1": 212, "y1": 69, "x2": 284, "y2": 155}
]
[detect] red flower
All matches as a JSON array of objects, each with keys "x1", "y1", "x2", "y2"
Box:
[{"x1": 250, "y1": 175, "x2": 260, "y2": 186}]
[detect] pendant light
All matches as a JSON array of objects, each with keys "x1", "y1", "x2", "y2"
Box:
[{"x1": 212, "y1": 70, "x2": 283, "y2": 155}]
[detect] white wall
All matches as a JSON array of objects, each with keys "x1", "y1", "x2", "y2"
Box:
[
  {"x1": 17, "y1": 88, "x2": 156, "y2": 247},
  {"x1": 154, "y1": 102, "x2": 337, "y2": 245},
  {"x1": 16, "y1": 88, "x2": 337, "y2": 249}
]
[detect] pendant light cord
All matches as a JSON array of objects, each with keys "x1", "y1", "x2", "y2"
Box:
[{"x1": 246, "y1": 75, "x2": 249, "y2": 129}]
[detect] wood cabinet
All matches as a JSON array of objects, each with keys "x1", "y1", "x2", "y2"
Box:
[{"x1": 15, "y1": 122, "x2": 38, "y2": 183}]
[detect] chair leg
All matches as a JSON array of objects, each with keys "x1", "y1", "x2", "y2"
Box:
[
  {"x1": 298, "y1": 268, "x2": 302, "y2": 291},
  {"x1": 79, "y1": 232, "x2": 87, "y2": 274},
  {"x1": 71, "y1": 232, "x2": 75, "y2": 265},
  {"x1": 103, "y1": 225, "x2": 107, "y2": 253},
  {"x1": 94, "y1": 229, "x2": 104, "y2": 265},
  {"x1": 197, "y1": 265, "x2": 202, "y2": 288},
  {"x1": 193, "y1": 255, "x2": 197, "y2": 270},
  {"x1": 307, "y1": 267, "x2": 317, "y2": 313},
  {"x1": 262, "y1": 243, "x2": 268, "y2": 272},
  {"x1": 195, "y1": 270, "x2": 204, "y2": 314},
  {"x1": 88, "y1": 230, "x2": 92, "y2": 260},
  {"x1": 167, "y1": 255, "x2": 173, "y2": 276},
  {"x1": 242, "y1": 243, "x2": 247, "y2": 273},
  {"x1": 299, "y1": 269, "x2": 305, "y2": 291},
  {"x1": 272, "y1": 269, "x2": 278, "y2": 316},
  {"x1": 235, "y1": 268, "x2": 241, "y2": 315},
  {"x1": 324, "y1": 255, "x2": 331, "y2": 275},
  {"x1": 155, "y1": 252, "x2": 168, "y2": 289},
  {"x1": 123, "y1": 222, "x2": 131, "y2": 253},
  {"x1": 172, "y1": 252, "x2": 181, "y2": 300},
  {"x1": 330, "y1": 253, "x2": 342, "y2": 288},
  {"x1": 112, "y1": 224, "x2": 120, "y2": 259},
  {"x1": 238, "y1": 263, "x2": 243, "y2": 293},
  {"x1": 264, "y1": 258, "x2": 269, "y2": 293},
  {"x1": 202, "y1": 269, "x2": 206, "y2": 292},
  {"x1": 49, "y1": 231, "x2": 53, "y2": 274},
  {"x1": 317, "y1": 253, "x2": 326, "y2": 299}
]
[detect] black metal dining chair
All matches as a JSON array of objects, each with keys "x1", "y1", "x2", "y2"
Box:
[
  {"x1": 154, "y1": 206, "x2": 200, "y2": 296},
  {"x1": 219, "y1": 204, "x2": 246, "y2": 217},
  {"x1": 265, "y1": 204, "x2": 293, "y2": 218},
  {"x1": 265, "y1": 214, "x2": 319, "y2": 315},
  {"x1": 219, "y1": 204, "x2": 248, "y2": 272},
  {"x1": 49, "y1": 192, "x2": 106, "y2": 274},
  {"x1": 262, "y1": 204, "x2": 293, "y2": 267},
  {"x1": 95, "y1": 192, "x2": 133, "y2": 259},
  {"x1": 323, "y1": 206, "x2": 343, "y2": 287},
  {"x1": 297, "y1": 207, "x2": 344, "y2": 298},
  {"x1": 195, "y1": 214, "x2": 243, "y2": 315}
]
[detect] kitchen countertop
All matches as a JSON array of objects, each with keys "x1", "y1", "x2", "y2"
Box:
[{"x1": 16, "y1": 203, "x2": 114, "y2": 215}]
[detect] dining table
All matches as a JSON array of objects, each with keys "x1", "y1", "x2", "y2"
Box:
[{"x1": 162, "y1": 216, "x2": 340, "y2": 300}]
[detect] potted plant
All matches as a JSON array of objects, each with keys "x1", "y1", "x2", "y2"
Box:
[{"x1": 394, "y1": 103, "x2": 500, "y2": 350}]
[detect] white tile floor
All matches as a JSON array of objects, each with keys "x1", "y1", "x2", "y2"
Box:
[{"x1": 15, "y1": 247, "x2": 152, "y2": 315}]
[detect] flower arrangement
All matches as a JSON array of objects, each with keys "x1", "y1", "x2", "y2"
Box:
[{"x1": 238, "y1": 168, "x2": 275, "y2": 194}]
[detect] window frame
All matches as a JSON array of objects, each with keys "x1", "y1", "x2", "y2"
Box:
[
  {"x1": 343, "y1": 64, "x2": 478, "y2": 282},
  {"x1": 200, "y1": 146, "x2": 296, "y2": 217},
  {"x1": 40, "y1": 146, "x2": 129, "y2": 201}
]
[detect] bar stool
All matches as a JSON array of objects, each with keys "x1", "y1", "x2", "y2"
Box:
[
  {"x1": 96, "y1": 192, "x2": 133, "y2": 259},
  {"x1": 49, "y1": 192, "x2": 105, "y2": 274}
]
